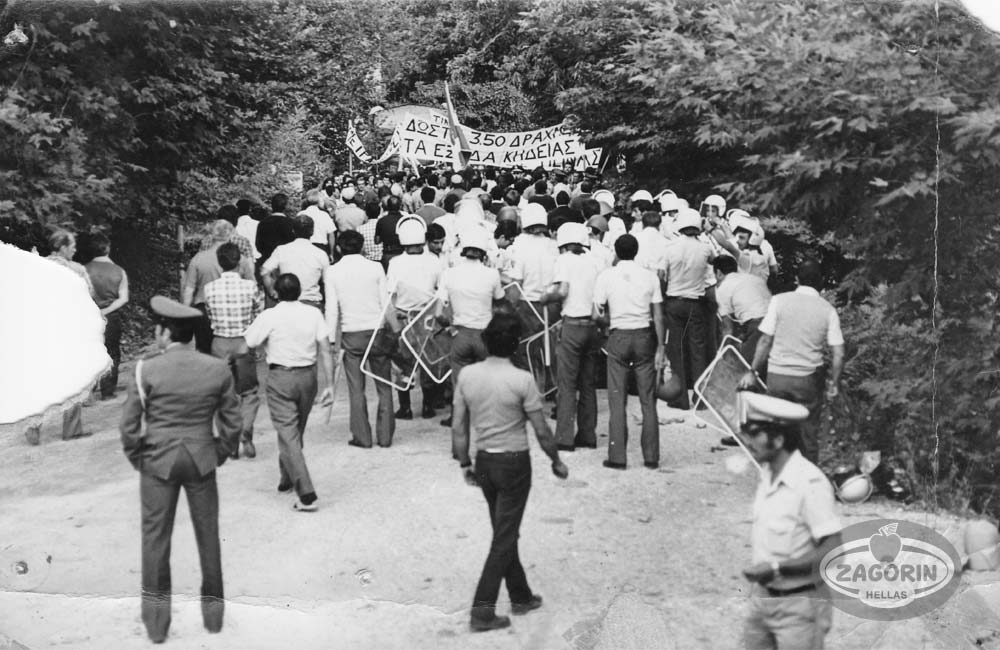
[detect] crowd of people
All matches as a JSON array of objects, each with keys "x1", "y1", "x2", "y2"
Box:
[{"x1": 14, "y1": 161, "x2": 847, "y2": 647}]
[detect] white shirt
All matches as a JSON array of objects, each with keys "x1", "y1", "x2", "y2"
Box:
[
  {"x1": 506, "y1": 234, "x2": 559, "y2": 301},
  {"x1": 437, "y1": 259, "x2": 504, "y2": 329},
  {"x1": 324, "y1": 254, "x2": 387, "y2": 338},
  {"x1": 244, "y1": 300, "x2": 327, "y2": 367},
  {"x1": 261, "y1": 238, "x2": 330, "y2": 302},
  {"x1": 588, "y1": 240, "x2": 615, "y2": 269},
  {"x1": 715, "y1": 272, "x2": 771, "y2": 323},
  {"x1": 301, "y1": 205, "x2": 336, "y2": 247},
  {"x1": 235, "y1": 215, "x2": 260, "y2": 260},
  {"x1": 759, "y1": 286, "x2": 844, "y2": 376},
  {"x1": 635, "y1": 226, "x2": 669, "y2": 273},
  {"x1": 603, "y1": 216, "x2": 627, "y2": 248},
  {"x1": 387, "y1": 251, "x2": 441, "y2": 312},
  {"x1": 593, "y1": 260, "x2": 662, "y2": 330},
  {"x1": 552, "y1": 251, "x2": 603, "y2": 318},
  {"x1": 663, "y1": 235, "x2": 714, "y2": 299}
]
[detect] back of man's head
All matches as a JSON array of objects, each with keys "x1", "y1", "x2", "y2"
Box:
[
  {"x1": 443, "y1": 192, "x2": 462, "y2": 214},
  {"x1": 274, "y1": 273, "x2": 301, "y2": 302},
  {"x1": 580, "y1": 179, "x2": 594, "y2": 194},
  {"x1": 712, "y1": 254, "x2": 738, "y2": 275},
  {"x1": 420, "y1": 186, "x2": 436, "y2": 204},
  {"x1": 270, "y1": 193, "x2": 288, "y2": 214},
  {"x1": 216, "y1": 204, "x2": 239, "y2": 226},
  {"x1": 580, "y1": 198, "x2": 602, "y2": 219},
  {"x1": 797, "y1": 260, "x2": 822, "y2": 289},
  {"x1": 236, "y1": 198, "x2": 253, "y2": 216},
  {"x1": 615, "y1": 234, "x2": 639, "y2": 261},
  {"x1": 641, "y1": 211, "x2": 661, "y2": 229},
  {"x1": 210, "y1": 219, "x2": 234, "y2": 243},
  {"x1": 533, "y1": 179, "x2": 548, "y2": 195},
  {"x1": 503, "y1": 188, "x2": 520, "y2": 207},
  {"x1": 556, "y1": 190, "x2": 570, "y2": 206},
  {"x1": 364, "y1": 201, "x2": 382, "y2": 221},
  {"x1": 386, "y1": 195, "x2": 403, "y2": 213},
  {"x1": 339, "y1": 230, "x2": 364, "y2": 255},
  {"x1": 292, "y1": 215, "x2": 314, "y2": 239},
  {"x1": 304, "y1": 189, "x2": 322, "y2": 207},
  {"x1": 483, "y1": 313, "x2": 522, "y2": 358},
  {"x1": 216, "y1": 242, "x2": 241, "y2": 271}
]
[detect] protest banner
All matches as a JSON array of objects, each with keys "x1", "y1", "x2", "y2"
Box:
[{"x1": 345, "y1": 119, "x2": 374, "y2": 164}]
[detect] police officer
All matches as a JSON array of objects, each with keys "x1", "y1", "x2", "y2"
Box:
[
  {"x1": 119, "y1": 296, "x2": 242, "y2": 644},
  {"x1": 739, "y1": 392, "x2": 842, "y2": 650}
]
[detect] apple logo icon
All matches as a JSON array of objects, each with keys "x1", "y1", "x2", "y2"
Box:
[{"x1": 869, "y1": 522, "x2": 903, "y2": 563}]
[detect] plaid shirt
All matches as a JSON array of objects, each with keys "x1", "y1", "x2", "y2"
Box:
[
  {"x1": 204, "y1": 271, "x2": 263, "y2": 337},
  {"x1": 200, "y1": 233, "x2": 256, "y2": 266},
  {"x1": 358, "y1": 218, "x2": 382, "y2": 262}
]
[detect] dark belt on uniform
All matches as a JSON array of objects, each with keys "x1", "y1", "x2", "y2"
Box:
[
  {"x1": 765, "y1": 583, "x2": 816, "y2": 597},
  {"x1": 268, "y1": 363, "x2": 316, "y2": 371},
  {"x1": 665, "y1": 296, "x2": 703, "y2": 302},
  {"x1": 562, "y1": 316, "x2": 594, "y2": 325},
  {"x1": 477, "y1": 449, "x2": 530, "y2": 457}
]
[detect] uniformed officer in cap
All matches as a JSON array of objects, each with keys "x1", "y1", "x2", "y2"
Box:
[
  {"x1": 120, "y1": 296, "x2": 242, "y2": 644},
  {"x1": 738, "y1": 392, "x2": 842, "y2": 650}
]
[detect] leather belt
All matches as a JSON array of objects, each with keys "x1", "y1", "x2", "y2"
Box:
[
  {"x1": 477, "y1": 449, "x2": 530, "y2": 457},
  {"x1": 766, "y1": 583, "x2": 816, "y2": 597},
  {"x1": 562, "y1": 316, "x2": 594, "y2": 325},
  {"x1": 268, "y1": 363, "x2": 315, "y2": 371}
]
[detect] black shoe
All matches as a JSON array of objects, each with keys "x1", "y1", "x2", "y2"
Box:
[
  {"x1": 440, "y1": 417, "x2": 452, "y2": 427},
  {"x1": 721, "y1": 436, "x2": 739, "y2": 447},
  {"x1": 644, "y1": 461, "x2": 659, "y2": 470},
  {"x1": 348, "y1": 439, "x2": 372, "y2": 449},
  {"x1": 229, "y1": 447, "x2": 240, "y2": 460},
  {"x1": 574, "y1": 439, "x2": 597, "y2": 449},
  {"x1": 549, "y1": 407, "x2": 557, "y2": 420},
  {"x1": 470, "y1": 615, "x2": 511, "y2": 633},
  {"x1": 242, "y1": 440, "x2": 256, "y2": 459},
  {"x1": 557, "y1": 444, "x2": 575, "y2": 452},
  {"x1": 395, "y1": 408, "x2": 413, "y2": 420},
  {"x1": 421, "y1": 405, "x2": 436, "y2": 419},
  {"x1": 377, "y1": 443, "x2": 392, "y2": 448},
  {"x1": 511, "y1": 594, "x2": 543, "y2": 615},
  {"x1": 277, "y1": 481, "x2": 293, "y2": 493},
  {"x1": 603, "y1": 460, "x2": 627, "y2": 470}
]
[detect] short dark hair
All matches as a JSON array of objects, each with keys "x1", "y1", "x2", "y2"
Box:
[
  {"x1": 641, "y1": 211, "x2": 661, "y2": 229},
  {"x1": 420, "y1": 186, "x2": 436, "y2": 203},
  {"x1": 90, "y1": 233, "x2": 111, "y2": 257},
  {"x1": 275, "y1": 273, "x2": 301, "y2": 301},
  {"x1": 478, "y1": 193, "x2": 492, "y2": 212},
  {"x1": 712, "y1": 255, "x2": 738, "y2": 275},
  {"x1": 216, "y1": 242, "x2": 241, "y2": 271},
  {"x1": 494, "y1": 220, "x2": 519, "y2": 240},
  {"x1": 797, "y1": 260, "x2": 823, "y2": 289},
  {"x1": 580, "y1": 179, "x2": 594, "y2": 194},
  {"x1": 270, "y1": 193, "x2": 288, "y2": 213},
  {"x1": 236, "y1": 199, "x2": 253, "y2": 215},
  {"x1": 482, "y1": 313, "x2": 522, "y2": 357},
  {"x1": 742, "y1": 420, "x2": 800, "y2": 452},
  {"x1": 339, "y1": 230, "x2": 364, "y2": 255},
  {"x1": 581, "y1": 198, "x2": 602, "y2": 219},
  {"x1": 249, "y1": 205, "x2": 269, "y2": 221},
  {"x1": 386, "y1": 195, "x2": 402, "y2": 212},
  {"x1": 159, "y1": 317, "x2": 196, "y2": 343},
  {"x1": 614, "y1": 234, "x2": 639, "y2": 261},
  {"x1": 292, "y1": 214, "x2": 314, "y2": 239},
  {"x1": 426, "y1": 223, "x2": 446, "y2": 242},
  {"x1": 443, "y1": 192, "x2": 461, "y2": 213},
  {"x1": 555, "y1": 191, "x2": 570, "y2": 206},
  {"x1": 632, "y1": 199, "x2": 652, "y2": 212},
  {"x1": 216, "y1": 204, "x2": 238, "y2": 226},
  {"x1": 533, "y1": 179, "x2": 547, "y2": 194},
  {"x1": 364, "y1": 201, "x2": 381, "y2": 220},
  {"x1": 503, "y1": 188, "x2": 520, "y2": 206}
]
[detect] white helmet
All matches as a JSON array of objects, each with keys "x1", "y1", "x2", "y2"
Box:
[
  {"x1": 455, "y1": 197, "x2": 485, "y2": 222},
  {"x1": 396, "y1": 215, "x2": 427, "y2": 246},
  {"x1": 659, "y1": 194, "x2": 685, "y2": 214},
  {"x1": 592, "y1": 189, "x2": 615, "y2": 208},
  {"x1": 556, "y1": 222, "x2": 590, "y2": 249},
  {"x1": 458, "y1": 226, "x2": 491, "y2": 253},
  {"x1": 675, "y1": 208, "x2": 702, "y2": 233},
  {"x1": 749, "y1": 224, "x2": 765, "y2": 248},
  {"x1": 654, "y1": 188, "x2": 676, "y2": 200},
  {"x1": 629, "y1": 189, "x2": 653, "y2": 204},
  {"x1": 700, "y1": 194, "x2": 726, "y2": 215},
  {"x1": 727, "y1": 208, "x2": 752, "y2": 229},
  {"x1": 837, "y1": 474, "x2": 873, "y2": 504},
  {"x1": 520, "y1": 203, "x2": 548, "y2": 230},
  {"x1": 730, "y1": 213, "x2": 756, "y2": 234}
]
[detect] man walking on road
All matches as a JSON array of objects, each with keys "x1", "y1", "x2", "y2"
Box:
[
  {"x1": 85, "y1": 233, "x2": 129, "y2": 400},
  {"x1": 738, "y1": 391, "x2": 841, "y2": 650},
  {"x1": 244, "y1": 274, "x2": 335, "y2": 511},
  {"x1": 119, "y1": 295, "x2": 242, "y2": 644},
  {"x1": 452, "y1": 313, "x2": 568, "y2": 633},
  {"x1": 739, "y1": 260, "x2": 844, "y2": 464}
]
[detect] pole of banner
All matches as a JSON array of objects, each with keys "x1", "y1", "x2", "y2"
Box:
[
  {"x1": 349, "y1": 151, "x2": 354, "y2": 175},
  {"x1": 542, "y1": 305, "x2": 551, "y2": 367},
  {"x1": 598, "y1": 149, "x2": 612, "y2": 175}
]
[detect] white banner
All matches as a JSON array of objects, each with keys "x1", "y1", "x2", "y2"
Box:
[
  {"x1": 346, "y1": 119, "x2": 373, "y2": 164},
  {"x1": 375, "y1": 113, "x2": 600, "y2": 169}
]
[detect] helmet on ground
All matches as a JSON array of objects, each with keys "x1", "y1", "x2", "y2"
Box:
[
  {"x1": 396, "y1": 215, "x2": 427, "y2": 247},
  {"x1": 520, "y1": 203, "x2": 548, "y2": 230},
  {"x1": 837, "y1": 473, "x2": 874, "y2": 504}
]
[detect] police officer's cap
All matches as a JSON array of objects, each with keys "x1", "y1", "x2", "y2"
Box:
[
  {"x1": 150, "y1": 295, "x2": 202, "y2": 320},
  {"x1": 739, "y1": 392, "x2": 809, "y2": 426}
]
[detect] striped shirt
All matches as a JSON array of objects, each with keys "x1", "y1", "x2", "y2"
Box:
[{"x1": 204, "y1": 271, "x2": 263, "y2": 337}]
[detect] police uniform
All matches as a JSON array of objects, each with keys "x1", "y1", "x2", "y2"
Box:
[
  {"x1": 119, "y1": 296, "x2": 241, "y2": 644},
  {"x1": 740, "y1": 393, "x2": 841, "y2": 650}
]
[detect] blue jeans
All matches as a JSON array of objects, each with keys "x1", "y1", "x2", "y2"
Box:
[{"x1": 471, "y1": 451, "x2": 535, "y2": 621}]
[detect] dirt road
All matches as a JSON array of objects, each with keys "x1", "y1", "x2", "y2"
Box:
[{"x1": 1, "y1": 361, "x2": 997, "y2": 649}]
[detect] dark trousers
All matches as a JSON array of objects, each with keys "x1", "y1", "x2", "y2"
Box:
[
  {"x1": 265, "y1": 366, "x2": 317, "y2": 497},
  {"x1": 140, "y1": 448, "x2": 223, "y2": 642},
  {"x1": 100, "y1": 311, "x2": 123, "y2": 397},
  {"x1": 664, "y1": 297, "x2": 708, "y2": 409},
  {"x1": 735, "y1": 318, "x2": 764, "y2": 367},
  {"x1": 702, "y1": 287, "x2": 719, "y2": 365},
  {"x1": 555, "y1": 321, "x2": 598, "y2": 446},
  {"x1": 210, "y1": 337, "x2": 260, "y2": 442},
  {"x1": 606, "y1": 328, "x2": 659, "y2": 465},
  {"x1": 341, "y1": 330, "x2": 395, "y2": 446},
  {"x1": 193, "y1": 303, "x2": 214, "y2": 354},
  {"x1": 767, "y1": 368, "x2": 826, "y2": 464},
  {"x1": 471, "y1": 451, "x2": 534, "y2": 621},
  {"x1": 450, "y1": 326, "x2": 488, "y2": 382}
]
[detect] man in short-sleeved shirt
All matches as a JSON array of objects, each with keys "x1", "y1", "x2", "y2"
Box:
[
  {"x1": 740, "y1": 261, "x2": 845, "y2": 464},
  {"x1": 739, "y1": 392, "x2": 841, "y2": 650},
  {"x1": 261, "y1": 216, "x2": 330, "y2": 310},
  {"x1": 592, "y1": 234, "x2": 666, "y2": 469},
  {"x1": 713, "y1": 255, "x2": 771, "y2": 364}
]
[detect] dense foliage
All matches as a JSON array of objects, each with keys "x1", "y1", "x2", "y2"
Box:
[{"x1": 3, "y1": 0, "x2": 999, "y2": 515}]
